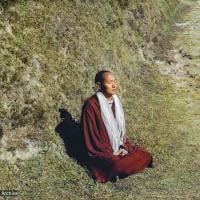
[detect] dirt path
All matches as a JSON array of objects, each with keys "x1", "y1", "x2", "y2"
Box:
[{"x1": 154, "y1": 1, "x2": 200, "y2": 199}]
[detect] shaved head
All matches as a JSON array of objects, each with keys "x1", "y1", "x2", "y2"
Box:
[
  {"x1": 94, "y1": 70, "x2": 117, "y2": 99},
  {"x1": 95, "y1": 70, "x2": 112, "y2": 84}
]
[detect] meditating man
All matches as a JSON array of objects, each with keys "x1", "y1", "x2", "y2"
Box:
[{"x1": 81, "y1": 70, "x2": 153, "y2": 183}]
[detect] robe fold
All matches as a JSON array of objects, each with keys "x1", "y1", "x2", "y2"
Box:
[{"x1": 81, "y1": 94, "x2": 153, "y2": 182}]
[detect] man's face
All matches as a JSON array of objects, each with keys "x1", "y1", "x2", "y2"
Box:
[{"x1": 101, "y1": 72, "x2": 117, "y2": 97}]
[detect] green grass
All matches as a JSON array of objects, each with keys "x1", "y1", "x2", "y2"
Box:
[{"x1": 1, "y1": 0, "x2": 199, "y2": 199}]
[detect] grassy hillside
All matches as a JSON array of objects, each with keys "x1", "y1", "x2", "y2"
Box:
[{"x1": 0, "y1": 0, "x2": 188, "y2": 199}]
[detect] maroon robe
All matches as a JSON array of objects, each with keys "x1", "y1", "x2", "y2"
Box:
[{"x1": 81, "y1": 94, "x2": 153, "y2": 182}]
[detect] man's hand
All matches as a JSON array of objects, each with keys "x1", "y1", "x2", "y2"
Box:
[{"x1": 113, "y1": 148, "x2": 128, "y2": 156}]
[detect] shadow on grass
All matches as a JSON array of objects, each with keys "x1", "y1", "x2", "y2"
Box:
[{"x1": 55, "y1": 108, "x2": 87, "y2": 166}]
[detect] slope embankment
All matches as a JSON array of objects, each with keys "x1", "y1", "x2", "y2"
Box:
[{"x1": 0, "y1": 0, "x2": 181, "y2": 159}]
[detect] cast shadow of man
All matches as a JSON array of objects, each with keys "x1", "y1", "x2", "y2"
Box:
[{"x1": 55, "y1": 108, "x2": 87, "y2": 166}]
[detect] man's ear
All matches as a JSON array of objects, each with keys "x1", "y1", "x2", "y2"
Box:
[{"x1": 94, "y1": 82, "x2": 101, "y2": 92}]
